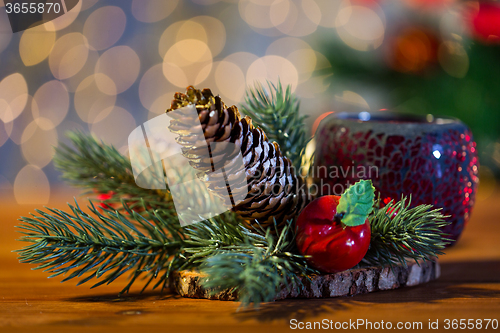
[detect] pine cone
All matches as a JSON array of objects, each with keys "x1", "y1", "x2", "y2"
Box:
[{"x1": 166, "y1": 86, "x2": 310, "y2": 230}]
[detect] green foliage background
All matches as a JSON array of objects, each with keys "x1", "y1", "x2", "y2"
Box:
[{"x1": 321, "y1": 40, "x2": 500, "y2": 178}]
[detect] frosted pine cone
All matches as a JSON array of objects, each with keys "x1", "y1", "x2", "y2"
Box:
[{"x1": 166, "y1": 86, "x2": 310, "y2": 230}]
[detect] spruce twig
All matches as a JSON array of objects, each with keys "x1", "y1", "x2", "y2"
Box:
[
  {"x1": 362, "y1": 196, "x2": 452, "y2": 267},
  {"x1": 15, "y1": 200, "x2": 185, "y2": 294},
  {"x1": 15, "y1": 200, "x2": 315, "y2": 304},
  {"x1": 200, "y1": 220, "x2": 318, "y2": 308},
  {"x1": 241, "y1": 81, "x2": 309, "y2": 170},
  {"x1": 53, "y1": 132, "x2": 175, "y2": 215}
]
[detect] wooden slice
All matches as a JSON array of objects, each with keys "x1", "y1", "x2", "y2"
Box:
[{"x1": 170, "y1": 260, "x2": 440, "y2": 301}]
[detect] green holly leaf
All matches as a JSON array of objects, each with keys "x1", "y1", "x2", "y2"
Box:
[{"x1": 337, "y1": 180, "x2": 375, "y2": 227}]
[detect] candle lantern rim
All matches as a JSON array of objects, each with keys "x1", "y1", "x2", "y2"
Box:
[{"x1": 333, "y1": 111, "x2": 460, "y2": 125}]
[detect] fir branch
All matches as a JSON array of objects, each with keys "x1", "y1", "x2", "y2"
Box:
[
  {"x1": 15, "y1": 200, "x2": 186, "y2": 294},
  {"x1": 15, "y1": 200, "x2": 315, "y2": 302},
  {"x1": 241, "y1": 81, "x2": 309, "y2": 170},
  {"x1": 362, "y1": 196, "x2": 452, "y2": 267},
  {"x1": 54, "y1": 132, "x2": 175, "y2": 215},
  {"x1": 200, "y1": 220, "x2": 318, "y2": 308},
  {"x1": 181, "y1": 213, "x2": 267, "y2": 267}
]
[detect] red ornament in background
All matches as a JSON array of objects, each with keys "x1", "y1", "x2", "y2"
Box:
[
  {"x1": 95, "y1": 191, "x2": 118, "y2": 210},
  {"x1": 385, "y1": 27, "x2": 439, "y2": 74},
  {"x1": 95, "y1": 190, "x2": 148, "y2": 213},
  {"x1": 465, "y1": 2, "x2": 500, "y2": 43}
]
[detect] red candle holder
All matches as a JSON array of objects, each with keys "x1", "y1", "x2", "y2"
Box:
[{"x1": 314, "y1": 111, "x2": 479, "y2": 243}]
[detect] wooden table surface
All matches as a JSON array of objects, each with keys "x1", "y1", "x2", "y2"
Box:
[{"x1": 1, "y1": 187, "x2": 500, "y2": 332}]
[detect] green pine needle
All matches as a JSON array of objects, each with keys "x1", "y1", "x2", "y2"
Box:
[
  {"x1": 15, "y1": 200, "x2": 185, "y2": 294},
  {"x1": 241, "y1": 80, "x2": 309, "y2": 170},
  {"x1": 15, "y1": 200, "x2": 315, "y2": 306},
  {"x1": 53, "y1": 132, "x2": 175, "y2": 216},
  {"x1": 362, "y1": 196, "x2": 452, "y2": 267},
  {"x1": 200, "y1": 220, "x2": 318, "y2": 308}
]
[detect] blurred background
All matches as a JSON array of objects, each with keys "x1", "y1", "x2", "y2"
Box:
[{"x1": 0, "y1": 0, "x2": 499, "y2": 205}]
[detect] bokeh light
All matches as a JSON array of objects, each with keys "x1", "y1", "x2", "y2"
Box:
[
  {"x1": 32, "y1": 80, "x2": 70, "y2": 129},
  {"x1": 7, "y1": 95, "x2": 34, "y2": 145},
  {"x1": 270, "y1": 0, "x2": 290, "y2": 27},
  {"x1": 19, "y1": 23, "x2": 56, "y2": 66},
  {"x1": 49, "y1": 32, "x2": 89, "y2": 80},
  {"x1": 0, "y1": 118, "x2": 11, "y2": 148},
  {"x1": 148, "y1": 94, "x2": 175, "y2": 119},
  {"x1": 265, "y1": 37, "x2": 318, "y2": 84},
  {"x1": 176, "y1": 21, "x2": 207, "y2": 43},
  {"x1": 0, "y1": 73, "x2": 28, "y2": 123},
  {"x1": 438, "y1": 41, "x2": 469, "y2": 78},
  {"x1": 439, "y1": 6, "x2": 466, "y2": 38},
  {"x1": 83, "y1": 6, "x2": 126, "y2": 50},
  {"x1": 315, "y1": 0, "x2": 347, "y2": 28},
  {"x1": 238, "y1": 0, "x2": 276, "y2": 29},
  {"x1": 21, "y1": 120, "x2": 58, "y2": 167},
  {"x1": 159, "y1": 16, "x2": 226, "y2": 58},
  {"x1": 163, "y1": 39, "x2": 213, "y2": 88},
  {"x1": 336, "y1": 4, "x2": 386, "y2": 51},
  {"x1": 239, "y1": 0, "x2": 320, "y2": 36},
  {"x1": 223, "y1": 52, "x2": 259, "y2": 74},
  {"x1": 158, "y1": 21, "x2": 185, "y2": 58},
  {"x1": 0, "y1": 99, "x2": 11, "y2": 126},
  {"x1": 205, "y1": 51, "x2": 259, "y2": 106},
  {"x1": 187, "y1": 16, "x2": 226, "y2": 57},
  {"x1": 14, "y1": 165, "x2": 50, "y2": 204},
  {"x1": 335, "y1": 90, "x2": 370, "y2": 109},
  {"x1": 95, "y1": 46, "x2": 141, "y2": 94},
  {"x1": 266, "y1": 37, "x2": 312, "y2": 57},
  {"x1": 139, "y1": 63, "x2": 176, "y2": 115},
  {"x1": 90, "y1": 106, "x2": 136, "y2": 151},
  {"x1": 215, "y1": 60, "x2": 246, "y2": 105},
  {"x1": 61, "y1": 49, "x2": 99, "y2": 92},
  {"x1": 246, "y1": 55, "x2": 299, "y2": 91},
  {"x1": 287, "y1": 49, "x2": 317, "y2": 83},
  {"x1": 131, "y1": 0, "x2": 178, "y2": 23},
  {"x1": 75, "y1": 74, "x2": 117, "y2": 123},
  {"x1": 273, "y1": 0, "x2": 320, "y2": 37}
]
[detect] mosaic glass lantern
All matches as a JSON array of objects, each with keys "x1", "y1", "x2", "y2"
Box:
[{"x1": 314, "y1": 111, "x2": 479, "y2": 242}]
